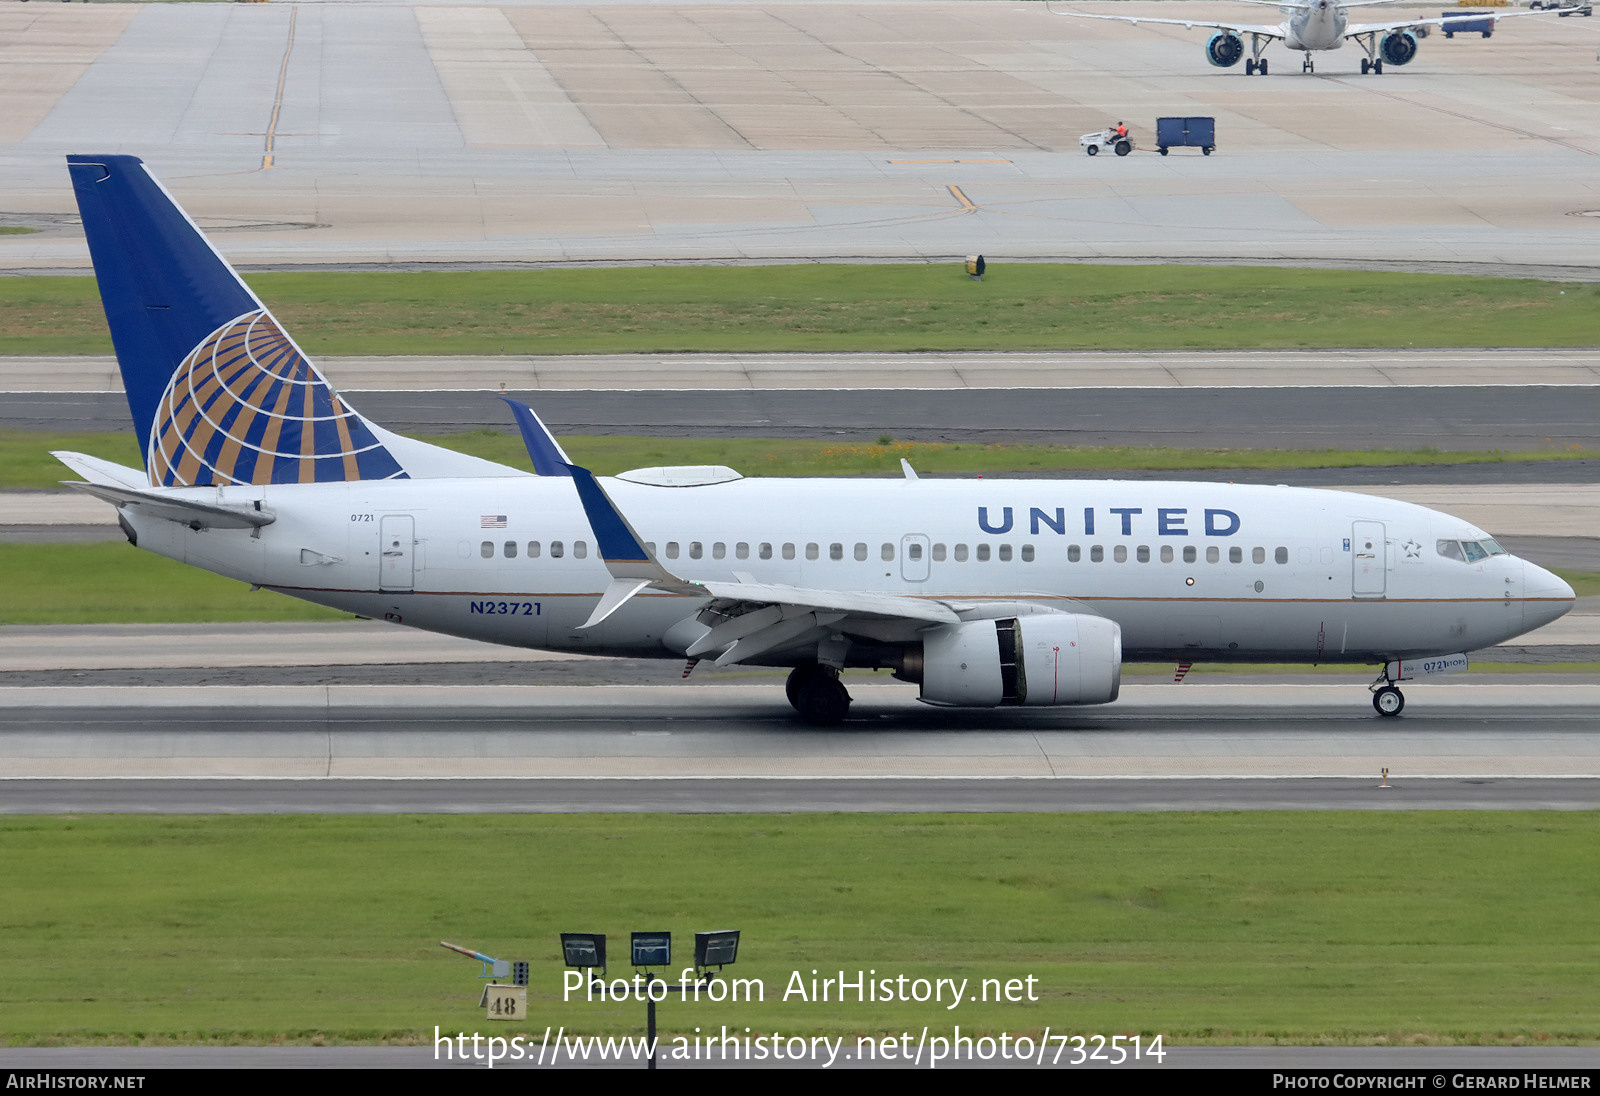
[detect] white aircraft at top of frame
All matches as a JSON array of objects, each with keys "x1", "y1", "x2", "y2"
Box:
[
  {"x1": 57, "y1": 155, "x2": 1573, "y2": 724},
  {"x1": 1046, "y1": 0, "x2": 1565, "y2": 75}
]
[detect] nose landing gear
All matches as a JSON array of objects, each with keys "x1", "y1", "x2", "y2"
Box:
[{"x1": 1369, "y1": 671, "x2": 1405, "y2": 717}]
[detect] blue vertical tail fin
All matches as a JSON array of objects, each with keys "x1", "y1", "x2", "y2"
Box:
[{"x1": 66, "y1": 155, "x2": 424, "y2": 486}]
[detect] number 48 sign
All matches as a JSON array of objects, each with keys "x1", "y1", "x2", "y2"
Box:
[{"x1": 479, "y1": 983, "x2": 527, "y2": 1021}]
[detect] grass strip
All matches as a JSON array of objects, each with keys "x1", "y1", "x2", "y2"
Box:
[
  {"x1": 2, "y1": 265, "x2": 1597, "y2": 356},
  {"x1": 1, "y1": 813, "x2": 1596, "y2": 1045},
  {"x1": 2, "y1": 428, "x2": 1589, "y2": 490}
]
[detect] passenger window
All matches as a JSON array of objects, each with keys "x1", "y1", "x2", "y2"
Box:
[
  {"x1": 955, "y1": 544, "x2": 969, "y2": 562},
  {"x1": 736, "y1": 542, "x2": 750, "y2": 560},
  {"x1": 690, "y1": 541, "x2": 703, "y2": 560},
  {"x1": 481, "y1": 541, "x2": 494, "y2": 559},
  {"x1": 807, "y1": 543, "x2": 820, "y2": 561},
  {"x1": 908, "y1": 543, "x2": 923, "y2": 561},
  {"x1": 1161, "y1": 546, "x2": 1174, "y2": 563},
  {"x1": 1090, "y1": 545, "x2": 1103, "y2": 563},
  {"x1": 504, "y1": 541, "x2": 517, "y2": 559},
  {"x1": 1253, "y1": 547, "x2": 1266, "y2": 564},
  {"x1": 1021, "y1": 544, "x2": 1034, "y2": 563},
  {"x1": 999, "y1": 544, "x2": 1013, "y2": 562},
  {"x1": 1206, "y1": 546, "x2": 1219, "y2": 564},
  {"x1": 881, "y1": 543, "x2": 895, "y2": 562},
  {"x1": 528, "y1": 541, "x2": 541, "y2": 558},
  {"x1": 854, "y1": 543, "x2": 867, "y2": 561},
  {"x1": 1275, "y1": 547, "x2": 1289, "y2": 564},
  {"x1": 1182, "y1": 546, "x2": 1196, "y2": 564},
  {"x1": 1067, "y1": 545, "x2": 1080, "y2": 562},
  {"x1": 760, "y1": 543, "x2": 773, "y2": 560},
  {"x1": 977, "y1": 544, "x2": 991, "y2": 562},
  {"x1": 830, "y1": 543, "x2": 844, "y2": 561},
  {"x1": 551, "y1": 541, "x2": 565, "y2": 559},
  {"x1": 932, "y1": 543, "x2": 947, "y2": 562},
  {"x1": 713, "y1": 542, "x2": 726, "y2": 560},
  {"x1": 1229, "y1": 546, "x2": 1242, "y2": 564},
  {"x1": 664, "y1": 542, "x2": 678, "y2": 560},
  {"x1": 1113, "y1": 545, "x2": 1126, "y2": 563},
  {"x1": 574, "y1": 541, "x2": 587, "y2": 559},
  {"x1": 783, "y1": 543, "x2": 795, "y2": 560},
  {"x1": 1137, "y1": 545, "x2": 1150, "y2": 563}
]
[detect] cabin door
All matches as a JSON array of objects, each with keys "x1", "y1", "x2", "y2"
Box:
[
  {"x1": 1351, "y1": 521, "x2": 1386, "y2": 599},
  {"x1": 380, "y1": 515, "x2": 415, "y2": 592}
]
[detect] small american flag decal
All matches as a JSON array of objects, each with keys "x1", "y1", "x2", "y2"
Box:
[{"x1": 481, "y1": 515, "x2": 508, "y2": 528}]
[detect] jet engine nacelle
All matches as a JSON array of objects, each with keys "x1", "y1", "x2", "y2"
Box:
[
  {"x1": 916, "y1": 614, "x2": 1122, "y2": 708},
  {"x1": 1206, "y1": 32, "x2": 1245, "y2": 67},
  {"x1": 1379, "y1": 30, "x2": 1418, "y2": 65}
]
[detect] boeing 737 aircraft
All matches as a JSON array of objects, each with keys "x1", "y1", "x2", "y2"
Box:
[
  {"x1": 1048, "y1": 0, "x2": 1555, "y2": 75},
  {"x1": 59, "y1": 155, "x2": 1573, "y2": 723}
]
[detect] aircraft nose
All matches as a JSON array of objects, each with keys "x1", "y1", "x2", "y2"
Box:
[{"x1": 1523, "y1": 560, "x2": 1576, "y2": 632}]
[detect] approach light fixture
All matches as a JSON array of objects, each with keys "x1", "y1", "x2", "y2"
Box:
[
  {"x1": 561, "y1": 932, "x2": 607, "y2": 982},
  {"x1": 631, "y1": 931, "x2": 671, "y2": 970},
  {"x1": 694, "y1": 930, "x2": 741, "y2": 978}
]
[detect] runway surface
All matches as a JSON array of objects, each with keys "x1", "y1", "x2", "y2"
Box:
[
  {"x1": 3, "y1": 2, "x2": 1599, "y2": 271},
  {"x1": 3, "y1": 682, "x2": 1597, "y2": 781},
  {"x1": 9, "y1": 384, "x2": 1600, "y2": 450}
]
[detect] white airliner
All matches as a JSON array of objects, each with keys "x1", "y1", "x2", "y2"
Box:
[
  {"x1": 1048, "y1": 0, "x2": 1556, "y2": 75},
  {"x1": 59, "y1": 155, "x2": 1573, "y2": 723}
]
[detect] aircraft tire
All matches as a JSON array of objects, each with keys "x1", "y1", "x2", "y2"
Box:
[
  {"x1": 1372, "y1": 686, "x2": 1405, "y2": 717},
  {"x1": 1373, "y1": 59, "x2": 1383, "y2": 74},
  {"x1": 1202, "y1": 146, "x2": 1213, "y2": 156},
  {"x1": 1159, "y1": 147, "x2": 1169, "y2": 156},
  {"x1": 1361, "y1": 58, "x2": 1370, "y2": 74},
  {"x1": 1115, "y1": 140, "x2": 1131, "y2": 156},
  {"x1": 796, "y1": 675, "x2": 851, "y2": 726},
  {"x1": 785, "y1": 662, "x2": 825, "y2": 710},
  {"x1": 1086, "y1": 145, "x2": 1098, "y2": 156},
  {"x1": 1245, "y1": 59, "x2": 1256, "y2": 75},
  {"x1": 1259, "y1": 58, "x2": 1269, "y2": 75}
]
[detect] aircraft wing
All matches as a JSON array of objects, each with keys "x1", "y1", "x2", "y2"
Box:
[
  {"x1": 501, "y1": 398, "x2": 964, "y2": 664},
  {"x1": 1346, "y1": 7, "x2": 1560, "y2": 35},
  {"x1": 1044, "y1": 2, "x2": 1284, "y2": 36}
]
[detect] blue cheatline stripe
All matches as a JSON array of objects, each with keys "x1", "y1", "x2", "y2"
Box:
[{"x1": 568, "y1": 466, "x2": 650, "y2": 563}]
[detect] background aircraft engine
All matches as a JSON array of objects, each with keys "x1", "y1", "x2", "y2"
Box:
[
  {"x1": 1206, "y1": 32, "x2": 1245, "y2": 67},
  {"x1": 1380, "y1": 30, "x2": 1418, "y2": 65},
  {"x1": 917, "y1": 615, "x2": 1122, "y2": 708}
]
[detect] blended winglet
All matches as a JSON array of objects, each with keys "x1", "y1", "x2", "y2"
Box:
[{"x1": 501, "y1": 397, "x2": 574, "y2": 477}]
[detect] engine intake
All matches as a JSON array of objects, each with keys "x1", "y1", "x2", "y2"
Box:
[
  {"x1": 915, "y1": 614, "x2": 1122, "y2": 708},
  {"x1": 1380, "y1": 30, "x2": 1418, "y2": 66},
  {"x1": 1206, "y1": 32, "x2": 1245, "y2": 67}
]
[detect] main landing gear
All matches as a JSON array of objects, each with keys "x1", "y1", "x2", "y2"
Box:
[
  {"x1": 1369, "y1": 671, "x2": 1405, "y2": 717},
  {"x1": 786, "y1": 662, "x2": 851, "y2": 725},
  {"x1": 1359, "y1": 57, "x2": 1384, "y2": 75},
  {"x1": 1244, "y1": 57, "x2": 1270, "y2": 76}
]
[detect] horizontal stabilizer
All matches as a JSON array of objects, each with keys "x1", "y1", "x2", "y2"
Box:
[
  {"x1": 50, "y1": 451, "x2": 147, "y2": 490},
  {"x1": 61, "y1": 479, "x2": 275, "y2": 530}
]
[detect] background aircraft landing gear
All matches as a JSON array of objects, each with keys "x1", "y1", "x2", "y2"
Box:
[
  {"x1": 1371, "y1": 684, "x2": 1405, "y2": 717},
  {"x1": 787, "y1": 662, "x2": 851, "y2": 725}
]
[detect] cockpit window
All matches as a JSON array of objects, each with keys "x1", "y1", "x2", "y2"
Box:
[{"x1": 1440, "y1": 538, "x2": 1505, "y2": 563}]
